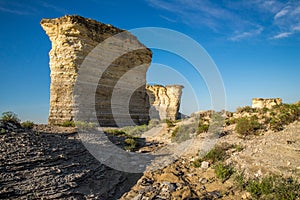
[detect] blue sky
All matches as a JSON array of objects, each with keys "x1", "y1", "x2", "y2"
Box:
[{"x1": 0, "y1": 0, "x2": 299, "y2": 123}]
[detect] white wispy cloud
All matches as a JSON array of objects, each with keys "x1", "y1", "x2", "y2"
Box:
[
  {"x1": 147, "y1": 0, "x2": 263, "y2": 40},
  {"x1": 0, "y1": 6, "x2": 31, "y2": 15},
  {"x1": 230, "y1": 27, "x2": 264, "y2": 41},
  {"x1": 274, "y1": 6, "x2": 290, "y2": 19},
  {"x1": 252, "y1": 0, "x2": 283, "y2": 13},
  {"x1": 147, "y1": 0, "x2": 256, "y2": 33},
  {"x1": 271, "y1": 1, "x2": 300, "y2": 39},
  {"x1": 159, "y1": 15, "x2": 177, "y2": 23},
  {"x1": 40, "y1": 2, "x2": 66, "y2": 14},
  {"x1": 0, "y1": 1, "x2": 37, "y2": 15},
  {"x1": 272, "y1": 32, "x2": 293, "y2": 39},
  {"x1": 292, "y1": 24, "x2": 300, "y2": 31},
  {"x1": 147, "y1": 0, "x2": 300, "y2": 41},
  {"x1": 0, "y1": 0, "x2": 67, "y2": 16}
]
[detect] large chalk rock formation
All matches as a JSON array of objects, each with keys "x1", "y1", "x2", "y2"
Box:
[
  {"x1": 41, "y1": 15, "x2": 182, "y2": 126},
  {"x1": 41, "y1": 15, "x2": 152, "y2": 126}
]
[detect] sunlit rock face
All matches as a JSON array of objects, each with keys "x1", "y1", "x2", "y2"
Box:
[
  {"x1": 41, "y1": 15, "x2": 183, "y2": 126},
  {"x1": 41, "y1": 15, "x2": 152, "y2": 126},
  {"x1": 252, "y1": 98, "x2": 282, "y2": 109},
  {"x1": 146, "y1": 85, "x2": 183, "y2": 121}
]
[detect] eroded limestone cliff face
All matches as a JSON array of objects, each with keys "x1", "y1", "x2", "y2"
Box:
[
  {"x1": 147, "y1": 85, "x2": 183, "y2": 120},
  {"x1": 41, "y1": 15, "x2": 183, "y2": 126},
  {"x1": 41, "y1": 15, "x2": 152, "y2": 126},
  {"x1": 252, "y1": 98, "x2": 282, "y2": 109}
]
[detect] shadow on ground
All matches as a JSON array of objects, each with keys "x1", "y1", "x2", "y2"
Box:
[{"x1": 0, "y1": 122, "x2": 142, "y2": 199}]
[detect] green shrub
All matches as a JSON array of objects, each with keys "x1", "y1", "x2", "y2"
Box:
[
  {"x1": 234, "y1": 172, "x2": 246, "y2": 190},
  {"x1": 209, "y1": 113, "x2": 225, "y2": 133},
  {"x1": 211, "y1": 112, "x2": 224, "y2": 122},
  {"x1": 225, "y1": 117, "x2": 237, "y2": 126},
  {"x1": 233, "y1": 171, "x2": 300, "y2": 199},
  {"x1": 1, "y1": 111, "x2": 20, "y2": 123},
  {"x1": 21, "y1": 121, "x2": 34, "y2": 129},
  {"x1": 59, "y1": 120, "x2": 75, "y2": 127},
  {"x1": 75, "y1": 121, "x2": 96, "y2": 129},
  {"x1": 124, "y1": 138, "x2": 137, "y2": 151},
  {"x1": 245, "y1": 176, "x2": 300, "y2": 200},
  {"x1": 193, "y1": 144, "x2": 236, "y2": 167},
  {"x1": 121, "y1": 120, "x2": 160, "y2": 137},
  {"x1": 273, "y1": 177, "x2": 300, "y2": 200},
  {"x1": 269, "y1": 118, "x2": 284, "y2": 131},
  {"x1": 233, "y1": 103, "x2": 300, "y2": 133},
  {"x1": 191, "y1": 158, "x2": 202, "y2": 168},
  {"x1": 165, "y1": 119, "x2": 175, "y2": 128},
  {"x1": 204, "y1": 147, "x2": 226, "y2": 163},
  {"x1": 265, "y1": 103, "x2": 300, "y2": 132},
  {"x1": 233, "y1": 144, "x2": 244, "y2": 152},
  {"x1": 125, "y1": 138, "x2": 136, "y2": 146},
  {"x1": 197, "y1": 119, "x2": 209, "y2": 134},
  {"x1": 236, "y1": 106, "x2": 256, "y2": 113},
  {"x1": 197, "y1": 124, "x2": 209, "y2": 133},
  {"x1": 275, "y1": 104, "x2": 300, "y2": 124},
  {"x1": 171, "y1": 125, "x2": 191, "y2": 143},
  {"x1": 279, "y1": 112, "x2": 293, "y2": 124},
  {"x1": 35, "y1": 131, "x2": 40, "y2": 136},
  {"x1": 269, "y1": 111, "x2": 276, "y2": 116},
  {"x1": 106, "y1": 129, "x2": 140, "y2": 151},
  {"x1": 202, "y1": 144, "x2": 229, "y2": 164},
  {"x1": 214, "y1": 162, "x2": 234, "y2": 182},
  {"x1": 174, "y1": 119, "x2": 182, "y2": 123},
  {"x1": 171, "y1": 127, "x2": 179, "y2": 138},
  {"x1": 246, "y1": 177, "x2": 274, "y2": 198},
  {"x1": 233, "y1": 171, "x2": 300, "y2": 200},
  {"x1": 235, "y1": 116, "x2": 262, "y2": 136},
  {"x1": 261, "y1": 107, "x2": 269, "y2": 114},
  {"x1": 122, "y1": 124, "x2": 147, "y2": 136},
  {"x1": 106, "y1": 129, "x2": 127, "y2": 136}
]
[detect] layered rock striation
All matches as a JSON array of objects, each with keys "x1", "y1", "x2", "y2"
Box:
[
  {"x1": 252, "y1": 98, "x2": 282, "y2": 109},
  {"x1": 41, "y1": 15, "x2": 183, "y2": 126},
  {"x1": 147, "y1": 85, "x2": 183, "y2": 121},
  {"x1": 41, "y1": 15, "x2": 152, "y2": 126}
]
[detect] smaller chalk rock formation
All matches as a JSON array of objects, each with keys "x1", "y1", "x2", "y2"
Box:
[
  {"x1": 147, "y1": 85, "x2": 183, "y2": 120},
  {"x1": 252, "y1": 98, "x2": 282, "y2": 109}
]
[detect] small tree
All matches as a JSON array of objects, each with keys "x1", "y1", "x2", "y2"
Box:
[{"x1": 0, "y1": 111, "x2": 20, "y2": 124}]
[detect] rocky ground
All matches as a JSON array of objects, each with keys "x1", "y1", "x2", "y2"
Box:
[
  {"x1": 0, "y1": 121, "x2": 142, "y2": 199},
  {"x1": 0, "y1": 113, "x2": 299, "y2": 199},
  {"x1": 224, "y1": 121, "x2": 300, "y2": 180},
  {"x1": 121, "y1": 120, "x2": 300, "y2": 199}
]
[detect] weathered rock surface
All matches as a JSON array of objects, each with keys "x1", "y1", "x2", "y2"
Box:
[
  {"x1": 0, "y1": 122, "x2": 142, "y2": 199},
  {"x1": 41, "y1": 15, "x2": 152, "y2": 126},
  {"x1": 252, "y1": 98, "x2": 282, "y2": 109},
  {"x1": 147, "y1": 85, "x2": 183, "y2": 121},
  {"x1": 121, "y1": 120, "x2": 300, "y2": 199},
  {"x1": 1, "y1": 108, "x2": 300, "y2": 199},
  {"x1": 121, "y1": 157, "x2": 236, "y2": 200},
  {"x1": 224, "y1": 121, "x2": 300, "y2": 181}
]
